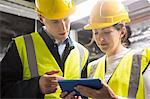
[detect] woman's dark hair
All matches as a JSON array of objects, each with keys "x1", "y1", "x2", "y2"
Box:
[
  {"x1": 113, "y1": 24, "x2": 132, "y2": 47},
  {"x1": 124, "y1": 25, "x2": 131, "y2": 47}
]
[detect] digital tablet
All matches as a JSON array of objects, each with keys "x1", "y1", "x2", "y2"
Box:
[{"x1": 58, "y1": 78, "x2": 102, "y2": 96}]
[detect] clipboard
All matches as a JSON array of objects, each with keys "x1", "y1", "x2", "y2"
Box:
[{"x1": 58, "y1": 79, "x2": 102, "y2": 96}]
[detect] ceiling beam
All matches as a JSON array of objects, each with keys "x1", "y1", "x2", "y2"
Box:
[{"x1": 0, "y1": 0, "x2": 37, "y2": 19}]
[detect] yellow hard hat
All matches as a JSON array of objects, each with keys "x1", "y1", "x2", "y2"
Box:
[
  {"x1": 35, "y1": 0, "x2": 75, "y2": 20},
  {"x1": 84, "y1": 0, "x2": 130, "y2": 30}
]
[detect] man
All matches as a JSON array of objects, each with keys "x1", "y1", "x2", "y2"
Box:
[{"x1": 1, "y1": 0, "x2": 89, "y2": 98}]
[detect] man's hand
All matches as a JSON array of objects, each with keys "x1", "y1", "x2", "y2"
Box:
[{"x1": 39, "y1": 70, "x2": 64, "y2": 94}]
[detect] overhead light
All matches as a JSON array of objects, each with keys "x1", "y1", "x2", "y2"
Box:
[{"x1": 70, "y1": 0, "x2": 98, "y2": 22}]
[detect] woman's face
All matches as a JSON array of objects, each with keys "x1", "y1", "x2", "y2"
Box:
[{"x1": 93, "y1": 26, "x2": 124, "y2": 56}]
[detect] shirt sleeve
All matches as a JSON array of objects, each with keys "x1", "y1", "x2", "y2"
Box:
[{"x1": 0, "y1": 40, "x2": 44, "y2": 98}]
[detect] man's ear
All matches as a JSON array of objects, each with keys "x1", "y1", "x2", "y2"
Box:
[{"x1": 38, "y1": 14, "x2": 44, "y2": 24}]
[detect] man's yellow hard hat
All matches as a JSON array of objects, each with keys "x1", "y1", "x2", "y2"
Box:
[
  {"x1": 84, "y1": 0, "x2": 130, "y2": 30},
  {"x1": 35, "y1": 0, "x2": 75, "y2": 20}
]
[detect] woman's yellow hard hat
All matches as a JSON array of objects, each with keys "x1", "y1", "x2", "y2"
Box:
[
  {"x1": 84, "y1": 0, "x2": 130, "y2": 30},
  {"x1": 35, "y1": 0, "x2": 75, "y2": 20}
]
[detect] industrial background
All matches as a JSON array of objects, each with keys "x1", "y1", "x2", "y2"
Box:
[{"x1": 0, "y1": 0, "x2": 150, "y2": 61}]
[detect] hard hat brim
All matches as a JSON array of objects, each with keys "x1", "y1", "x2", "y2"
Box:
[
  {"x1": 84, "y1": 18, "x2": 130, "y2": 30},
  {"x1": 84, "y1": 23, "x2": 114, "y2": 30}
]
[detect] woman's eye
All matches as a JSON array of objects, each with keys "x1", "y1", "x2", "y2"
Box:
[
  {"x1": 104, "y1": 31, "x2": 111, "y2": 34},
  {"x1": 94, "y1": 32, "x2": 98, "y2": 35},
  {"x1": 53, "y1": 21, "x2": 59, "y2": 24}
]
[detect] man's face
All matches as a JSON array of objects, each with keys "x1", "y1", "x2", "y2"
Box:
[{"x1": 40, "y1": 16, "x2": 70, "y2": 41}]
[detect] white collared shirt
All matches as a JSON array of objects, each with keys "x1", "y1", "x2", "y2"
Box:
[{"x1": 57, "y1": 42, "x2": 66, "y2": 59}]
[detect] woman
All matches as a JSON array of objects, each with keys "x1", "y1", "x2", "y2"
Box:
[{"x1": 61, "y1": 0, "x2": 150, "y2": 99}]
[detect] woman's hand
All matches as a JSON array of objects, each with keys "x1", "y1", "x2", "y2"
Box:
[
  {"x1": 75, "y1": 82, "x2": 118, "y2": 99},
  {"x1": 60, "y1": 91, "x2": 81, "y2": 99}
]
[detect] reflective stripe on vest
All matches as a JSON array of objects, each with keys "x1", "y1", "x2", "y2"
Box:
[
  {"x1": 89, "y1": 60, "x2": 99, "y2": 78},
  {"x1": 88, "y1": 56, "x2": 105, "y2": 79},
  {"x1": 76, "y1": 43, "x2": 85, "y2": 77},
  {"x1": 128, "y1": 54, "x2": 142, "y2": 98},
  {"x1": 23, "y1": 34, "x2": 39, "y2": 78}
]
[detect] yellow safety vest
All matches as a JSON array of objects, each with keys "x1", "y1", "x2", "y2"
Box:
[
  {"x1": 88, "y1": 48, "x2": 150, "y2": 99},
  {"x1": 14, "y1": 32, "x2": 89, "y2": 99}
]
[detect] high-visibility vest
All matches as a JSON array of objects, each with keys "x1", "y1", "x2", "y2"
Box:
[
  {"x1": 14, "y1": 32, "x2": 89, "y2": 99},
  {"x1": 88, "y1": 48, "x2": 150, "y2": 99}
]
